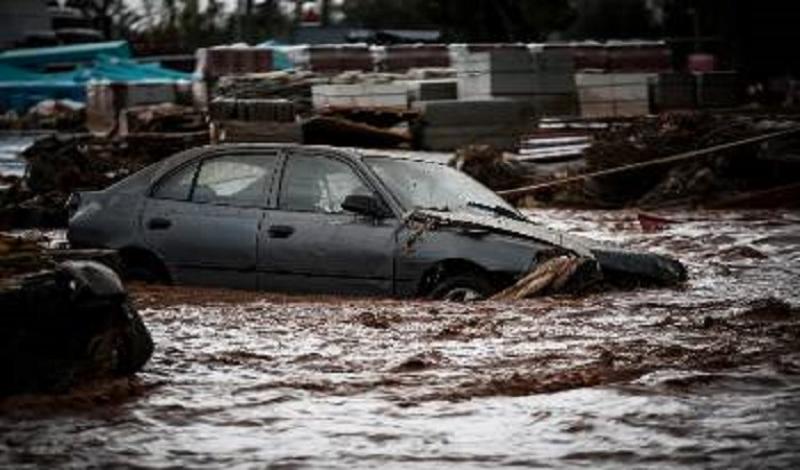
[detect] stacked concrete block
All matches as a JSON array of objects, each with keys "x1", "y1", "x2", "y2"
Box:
[
  {"x1": 544, "y1": 43, "x2": 608, "y2": 71},
  {"x1": 209, "y1": 98, "x2": 300, "y2": 144},
  {"x1": 212, "y1": 120, "x2": 302, "y2": 143},
  {"x1": 455, "y1": 48, "x2": 578, "y2": 117},
  {"x1": 651, "y1": 73, "x2": 697, "y2": 111},
  {"x1": 209, "y1": 98, "x2": 296, "y2": 122},
  {"x1": 311, "y1": 83, "x2": 408, "y2": 109},
  {"x1": 696, "y1": 72, "x2": 740, "y2": 109},
  {"x1": 414, "y1": 99, "x2": 534, "y2": 151},
  {"x1": 195, "y1": 47, "x2": 273, "y2": 80},
  {"x1": 576, "y1": 73, "x2": 654, "y2": 118},
  {"x1": 404, "y1": 79, "x2": 459, "y2": 103},
  {"x1": 308, "y1": 45, "x2": 374, "y2": 73},
  {"x1": 606, "y1": 42, "x2": 672, "y2": 73},
  {"x1": 383, "y1": 44, "x2": 450, "y2": 72},
  {"x1": 86, "y1": 81, "x2": 180, "y2": 134}
]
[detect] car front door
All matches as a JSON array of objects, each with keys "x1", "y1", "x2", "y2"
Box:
[
  {"x1": 142, "y1": 151, "x2": 280, "y2": 289},
  {"x1": 257, "y1": 150, "x2": 398, "y2": 296}
]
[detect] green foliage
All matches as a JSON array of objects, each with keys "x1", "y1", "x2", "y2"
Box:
[
  {"x1": 131, "y1": 0, "x2": 290, "y2": 54},
  {"x1": 567, "y1": 0, "x2": 660, "y2": 40}
]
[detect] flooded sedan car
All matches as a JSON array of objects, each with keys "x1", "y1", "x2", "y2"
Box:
[{"x1": 67, "y1": 144, "x2": 685, "y2": 299}]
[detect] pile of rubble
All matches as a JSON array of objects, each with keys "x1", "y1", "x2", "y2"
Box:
[
  {"x1": 0, "y1": 100, "x2": 87, "y2": 133},
  {"x1": 0, "y1": 132, "x2": 208, "y2": 230},
  {"x1": 513, "y1": 112, "x2": 800, "y2": 208},
  {"x1": 0, "y1": 234, "x2": 153, "y2": 396},
  {"x1": 448, "y1": 145, "x2": 531, "y2": 191}
]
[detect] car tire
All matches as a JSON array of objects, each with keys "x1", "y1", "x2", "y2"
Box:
[
  {"x1": 429, "y1": 275, "x2": 494, "y2": 302},
  {"x1": 123, "y1": 256, "x2": 169, "y2": 284}
]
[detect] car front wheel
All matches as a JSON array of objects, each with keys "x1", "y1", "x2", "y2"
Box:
[{"x1": 429, "y1": 275, "x2": 494, "y2": 302}]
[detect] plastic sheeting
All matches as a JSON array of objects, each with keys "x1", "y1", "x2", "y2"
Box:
[
  {"x1": 0, "y1": 47, "x2": 192, "y2": 113},
  {"x1": 0, "y1": 41, "x2": 131, "y2": 71}
]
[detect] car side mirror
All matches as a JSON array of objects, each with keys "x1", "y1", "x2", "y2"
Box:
[{"x1": 342, "y1": 194, "x2": 391, "y2": 218}]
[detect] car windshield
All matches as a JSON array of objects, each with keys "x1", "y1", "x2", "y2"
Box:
[{"x1": 366, "y1": 157, "x2": 521, "y2": 218}]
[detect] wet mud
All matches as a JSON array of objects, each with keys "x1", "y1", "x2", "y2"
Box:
[{"x1": 2, "y1": 210, "x2": 800, "y2": 468}]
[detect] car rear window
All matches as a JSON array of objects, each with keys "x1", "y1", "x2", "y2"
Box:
[{"x1": 152, "y1": 163, "x2": 197, "y2": 201}]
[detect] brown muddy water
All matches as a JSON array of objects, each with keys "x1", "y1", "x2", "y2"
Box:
[{"x1": 2, "y1": 210, "x2": 800, "y2": 469}]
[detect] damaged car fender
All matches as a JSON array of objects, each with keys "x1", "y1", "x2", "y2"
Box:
[{"x1": 394, "y1": 224, "x2": 557, "y2": 297}]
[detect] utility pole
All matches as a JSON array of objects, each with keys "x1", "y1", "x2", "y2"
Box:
[
  {"x1": 320, "y1": 0, "x2": 331, "y2": 26},
  {"x1": 245, "y1": 0, "x2": 253, "y2": 43},
  {"x1": 295, "y1": 0, "x2": 303, "y2": 25}
]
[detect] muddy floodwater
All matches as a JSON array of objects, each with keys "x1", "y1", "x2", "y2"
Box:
[{"x1": 2, "y1": 210, "x2": 800, "y2": 469}]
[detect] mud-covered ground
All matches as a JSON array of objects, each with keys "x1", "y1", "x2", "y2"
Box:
[{"x1": 2, "y1": 210, "x2": 800, "y2": 469}]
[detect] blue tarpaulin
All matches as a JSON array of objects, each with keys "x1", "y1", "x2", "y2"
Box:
[
  {"x1": 0, "y1": 41, "x2": 131, "y2": 71},
  {"x1": 257, "y1": 40, "x2": 293, "y2": 70},
  {"x1": 0, "y1": 44, "x2": 192, "y2": 113}
]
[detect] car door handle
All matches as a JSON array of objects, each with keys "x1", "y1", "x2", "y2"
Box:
[
  {"x1": 268, "y1": 225, "x2": 295, "y2": 239},
  {"x1": 147, "y1": 217, "x2": 172, "y2": 231}
]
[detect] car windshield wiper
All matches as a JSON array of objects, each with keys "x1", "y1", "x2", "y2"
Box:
[
  {"x1": 417, "y1": 205, "x2": 450, "y2": 212},
  {"x1": 467, "y1": 201, "x2": 527, "y2": 222}
]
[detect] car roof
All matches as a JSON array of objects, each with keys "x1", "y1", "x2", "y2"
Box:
[{"x1": 149, "y1": 144, "x2": 453, "y2": 184}]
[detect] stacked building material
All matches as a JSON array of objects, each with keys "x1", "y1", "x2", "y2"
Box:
[
  {"x1": 404, "y1": 79, "x2": 459, "y2": 103},
  {"x1": 382, "y1": 44, "x2": 451, "y2": 72},
  {"x1": 118, "y1": 103, "x2": 205, "y2": 135},
  {"x1": 414, "y1": 99, "x2": 534, "y2": 151},
  {"x1": 311, "y1": 83, "x2": 408, "y2": 109},
  {"x1": 455, "y1": 48, "x2": 578, "y2": 116},
  {"x1": 209, "y1": 98, "x2": 296, "y2": 122},
  {"x1": 86, "y1": 81, "x2": 182, "y2": 134},
  {"x1": 195, "y1": 47, "x2": 273, "y2": 80},
  {"x1": 213, "y1": 70, "x2": 326, "y2": 116},
  {"x1": 210, "y1": 97, "x2": 300, "y2": 144},
  {"x1": 606, "y1": 42, "x2": 672, "y2": 73},
  {"x1": 308, "y1": 45, "x2": 373, "y2": 73},
  {"x1": 651, "y1": 73, "x2": 697, "y2": 111},
  {"x1": 576, "y1": 73, "x2": 654, "y2": 118},
  {"x1": 544, "y1": 42, "x2": 608, "y2": 71},
  {"x1": 696, "y1": 72, "x2": 740, "y2": 109},
  {"x1": 538, "y1": 41, "x2": 672, "y2": 74}
]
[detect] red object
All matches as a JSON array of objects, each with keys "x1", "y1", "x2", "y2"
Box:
[
  {"x1": 638, "y1": 212, "x2": 679, "y2": 232},
  {"x1": 688, "y1": 53, "x2": 716, "y2": 73}
]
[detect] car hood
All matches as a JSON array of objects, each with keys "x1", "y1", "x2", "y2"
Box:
[
  {"x1": 407, "y1": 209, "x2": 688, "y2": 286},
  {"x1": 408, "y1": 209, "x2": 602, "y2": 257}
]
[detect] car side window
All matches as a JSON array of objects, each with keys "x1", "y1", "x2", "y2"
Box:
[
  {"x1": 192, "y1": 154, "x2": 277, "y2": 207},
  {"x1": 280, "y1": 155, "x2": 373, "y2": 214},
  {"x1": 152, "y1": 163, "x2": 197, "y2": 201}
]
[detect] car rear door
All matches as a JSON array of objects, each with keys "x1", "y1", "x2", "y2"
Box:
[
  {"x1": 257, "y1": 149, "x2": 398, "y2": 296},
  {"x1": 142, "y1": 150, "x2": 280, "y2": 289}
]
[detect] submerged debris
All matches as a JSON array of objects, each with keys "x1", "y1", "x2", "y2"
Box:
[
  {"x1": 0, "y1": 259, "x2": 153, "y2": 396},
  {"x1": 491, "y1": 256, "x2": 595, "y2": 300}
]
